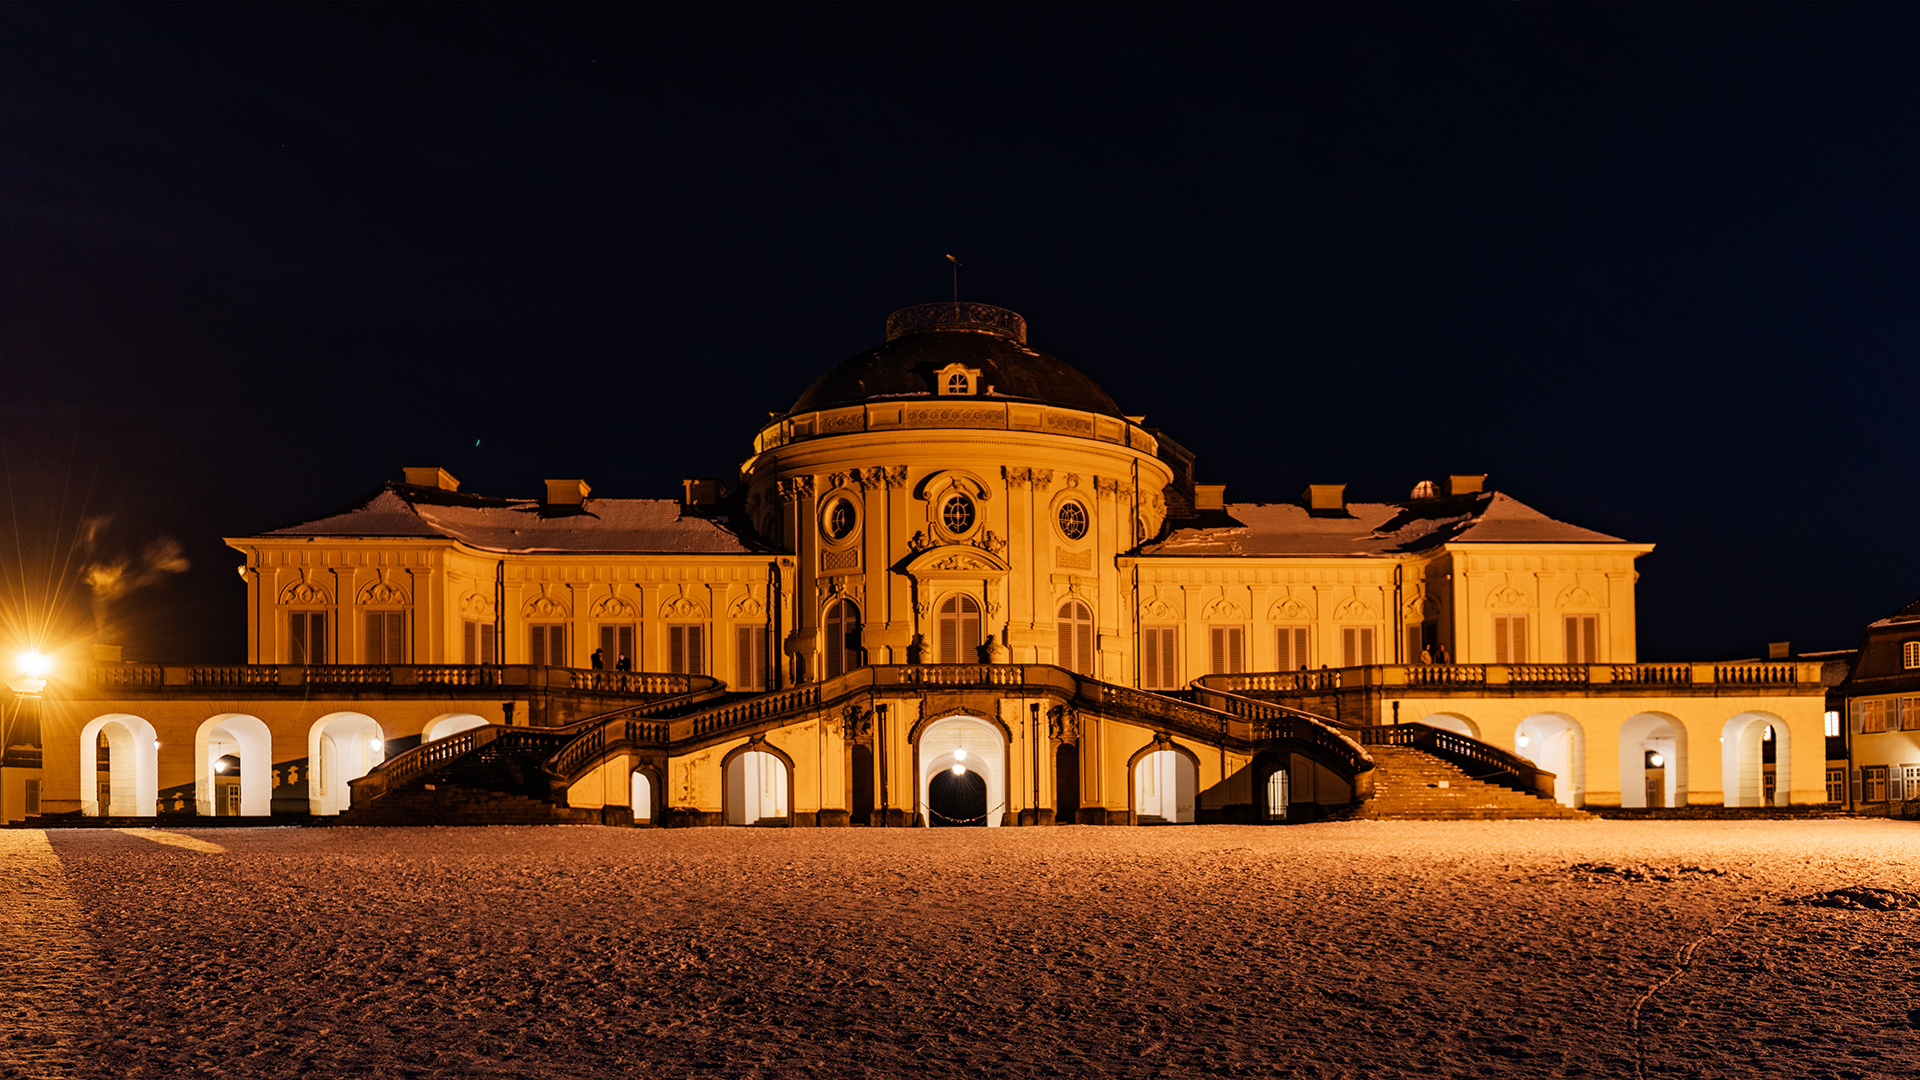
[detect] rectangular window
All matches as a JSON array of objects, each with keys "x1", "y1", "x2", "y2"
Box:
[
  {"x1": 599, "y1": 624, "x2": 636, "y2": 668},
  {"x1": 1902, "y1": 698, "x2": 1920, "y2": 731},
  {"x1": 529, "y1": 625, "x2": 565, "y2": 667},
  {"x1": 1208, "y1": 626, "x2": 1245, "y2": 675},
  {"x1": 1901, "y1": 765, "x2": 1920, "y2": 803},
  {"x1": 735, "y1": 625, "x2": 767, "y2": 691},
  {"x1": 1859, "y1": 699, "x2": 1888, "y2": 734},
  {"x1": 1275, "y1": 626, "x2": 1309, "y2": 671},
  {"x1": 669, "y1": 625, "x2": 705, "y2": 675},
  {"x1": 463, "y1": 621, "x2": 496, "y2": 664},
  {"x1": 1824, "y1": 710, "x2": 1841, "y2": 738},
  {"x1": 365, "y1": 611, "x2": 405, "y2": 664},
  {"x1": 1563, "y1": 614, "x2": 1598, "y2": 664},
  {"x1": 1862, "y1": 765, "x2": 1888, "y2": 803},
  {"x1": 1493, "y1": 615, "x2": 1528, "y2": 664},
  {"x1": 1341, "y1": 626, "x2": 1375, "y2": 668},
  {"x1": 289, "y1": 611, "x2": 327, "y2": 664},
  {"x1": 1141, "y1": 626, "x2": 1178, "y2": 690},
  {"x1": 1826, "y1": 768, "x2": 1846, "y2": 804},
  {"x1": 1905, "y1": 641, "x2": 1920, "y2": 670}
]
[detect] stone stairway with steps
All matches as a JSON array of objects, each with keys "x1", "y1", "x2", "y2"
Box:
[
  {"x1": 334, "y1": 785, "x2": 603, "y2": 827},
  {"x1": 1361, "y1": 745, "x2": 1593, "y2": 820}
]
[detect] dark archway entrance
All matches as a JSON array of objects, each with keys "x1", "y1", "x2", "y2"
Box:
[
  {"x1": 928, "y1": 767, "x2": 988, "y2": 827},
  {"x1": 850, "y1": 744, "x2": 874, "y2": 826},
  {"x1": 1055, "y1": 744, "x2": 1080, "y2": 824}
]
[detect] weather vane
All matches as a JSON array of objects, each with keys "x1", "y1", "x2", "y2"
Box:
[{"x1": 946, "y1": 254, "x2": 960, "y2": 304}]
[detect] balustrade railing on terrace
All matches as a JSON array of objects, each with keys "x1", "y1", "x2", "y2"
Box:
[
  {"x1": 76, "y1": 662, "x2": 715, "y2": 697},
  {"x1": 1198, "y1": 659, "x2": 1823, "y2": 695}
]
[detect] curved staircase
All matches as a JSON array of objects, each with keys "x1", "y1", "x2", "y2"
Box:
[{"x1": 1361, "y1": 745, "x2": 1591, "y2": 820}]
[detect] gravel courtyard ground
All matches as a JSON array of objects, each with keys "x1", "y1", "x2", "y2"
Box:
[{"x1": 4, "y1": 819, "x2": 1919, "y2": 1079}]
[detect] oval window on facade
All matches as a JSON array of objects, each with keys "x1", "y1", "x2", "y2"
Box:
[
  {"x1": 941, "y1": 493, "x2": 975, "y2": 535},
  {"x1": 824, "y1": 498, "x2": 857, "y2": 541},
  {"x1": 1058, "y1": 501, "x2": 1088, "y2": 541}
]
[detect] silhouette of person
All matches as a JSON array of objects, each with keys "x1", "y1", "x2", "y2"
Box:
[
  {"x1": 615, "y1": 653, "x2": 631, "y2": 671},
  {"x1": 590, "y1": 647, "x2": 605, "y2": 670}
]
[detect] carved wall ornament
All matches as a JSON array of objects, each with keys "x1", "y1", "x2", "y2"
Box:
[
  {"x1": 459, "y1": 591, "x2": 494, "y2": 619},
  {"x1": 907, "y1": 530, "x2": 932, "y2": 553},
  {"x1": 1487, "y1": 583, "x2": 1532, "y2": 608},
  {"x1": 1094, "y1": 476, "x2": 1132, "y2": 499},
  {"x1": 1201, "y1": 596, "x2": 1246, "y2": 621},
  {"x1": 1047, "y1": 704, "x2": 1081, "y2": 740},
  {"x1": 776, "y1": 476, "x2": 815, "y2": 503},
  {"x1": 360, "y1": 580, "x2": 408, "y2": 606},
  {"x1": 1064, "y1": 473, "x2": 1081, "y2": 488},
  {"x1": 280, "y1": 578, "x2": 332, "y2": 606},
  {"x1": 1333, "y1": 596, "x2": 1377, "y2": 621},
  {"x1": 1269, "y1": 596, "x2": 1312, "y2": 621},
  {"x1": 1002, "y1": 466, "x2": 1035, "y2": 489},
  {"x1": 1140, "y1": 596, "x2": 1180, "y2": 620},
  {"x1": 970, "y1": 529, "x2": 1008, "y2": 557},
  {"x1": 1556, "y1": 583, "x2": 1602, "y2": 609},
  {"x1": 522, "y1": 590, "x2": 569, "y2": 619},
  {"x1": 591, "y1": 594, "x2": 638, "y2": 619},
  {"x1": 928, "y1": 553, "x2": 993, "y2": 571}
]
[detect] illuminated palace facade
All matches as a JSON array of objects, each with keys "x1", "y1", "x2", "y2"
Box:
[{"x1": 14, "y1": 303, "x2": 1831, "y2": 827}]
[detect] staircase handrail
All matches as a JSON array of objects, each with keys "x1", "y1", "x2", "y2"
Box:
[
  {"x1": 1360, "y1": 722, "x2": 1556, "y2": 799},
  {"x1": 351, "y1": 724, "x2": 502, "y2": 802},
  {"x1": 1182, "y1": 684, "x2": 1372, "y2": 774}
]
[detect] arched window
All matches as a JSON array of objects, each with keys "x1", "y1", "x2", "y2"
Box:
[
  {"x1": 937, "y1": 595, "x2": 981, "y2": 664},
  {"x1": 824, "y1": 599, "x2": 862, "y2": 678},
  {"x1": 1056, "y1": 599, "x2": 1095, "y2": 675},
  {"x1": 946, "y1": 372, "x2": 970, "y2": 394}
]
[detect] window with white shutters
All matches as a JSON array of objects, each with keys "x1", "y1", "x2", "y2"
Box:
[
  {"x1": 1275, "y1": 626, "x2": 1309, "y2": 671},
  {"x1": 937, "y1": 595, "x2": 980, "y2": 664},
  {"x1": 463, "y1": 620, "x2": 496, "y2": 664},
  {"x1": 1056, "y1": 600, "x2": 1095, "y2": 675},
  {"x1": 365, "y1": 611, "x2": 405, "y2": 664},
  {"x1": 288, "y1": 612, "x2": 327, "y2": 664},
  {"x1": 1141, "y1": 626, "x2": 1178, "y2": 690},
  {"x1": 1341, "y1": 626, "x2": 1375, "y2": 668},
  {"x1": 735, "y1": 624, "x2": 768, "y2": 690},
  {"x1": 1493, "y1": 615, "x2": 1528, "y2": 663},
  {"x1": 1208, "y1": 626, "x2": 1245, "y2": 675},
  {"x1": 824, "y1": 600, "x2": 861, "y2": 678},
  {"x1": 529, "y1": 625, "x2": 565, "y2": 667},
  {"x1": 668, "y1": 625, "x2": 705, "y2": 675},
  {"x1": 1563, "y1": 615, "x2": 1598, "y2": 663}
]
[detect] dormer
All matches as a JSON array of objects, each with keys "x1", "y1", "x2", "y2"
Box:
[{"x1": 935, "y1": 362, "x2": 983, "y2": 396}]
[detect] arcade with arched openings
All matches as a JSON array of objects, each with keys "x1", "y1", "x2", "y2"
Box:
[
  {"x1": 1722, "y1": 711, "x2": 1789, "y2": 807},
  {"x1": 195, "y1": 713, "x2": 274, "y2": 817},
  {"x1": 630, "y1": 768, "x2": 657, "y2": 825},
  {"x1": 308, "y1": 712, "x2": 386, "y2": 816},
  {"x1": 79, "y1": 714, "x2": 159, "y2": 817},
  {"x1": 1252, "y1": 751, "x2": 1290, "y2": 823},
  {"x1": 723, "y1": 743, "x2": 791, "y2": 825},
  {"x1": 917, "y1": 714, "x2": 1006, "y2": 827},
  {"x1": 1515, "y1": 713, "x2": 1585, "y2": 807},
  {"x1": 1416, "y1": 713, "x2": 1480, "y2": 738},
  {"x1": 422, "y1": 713, "x2": 490, "y2": 743},
  {"x1": 1131, "y1": 741, "x2": 1198, "y2": 824},
  {"x1": 1618, "y1": 712, "x2": 1687, "y2": 809}
]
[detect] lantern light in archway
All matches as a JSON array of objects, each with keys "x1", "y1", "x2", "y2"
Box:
[
  {"x1": 951, "y1": 764, "x2": 967, "y2": 776},
  {"x1": 1516, "y1": 733, "x2": 1530, "y2": 748},
  {"x1": 1648, "y1": 752, "x2": 1665, "y2": 768},
  {"x1": 954, "y1": 747, "x2": 967, "y2": 762}
]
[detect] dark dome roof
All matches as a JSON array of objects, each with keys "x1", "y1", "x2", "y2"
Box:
[{"x1": 787, "y1": 303, "x2": 1125, "y2": 418}]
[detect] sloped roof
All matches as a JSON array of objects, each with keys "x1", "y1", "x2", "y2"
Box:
[
  {"x1": 1867, "y1": 595, "x2": 1920, "y2": 628},
  {"x1": 1138, "y1": 491, "x2": 1630, "y2": 558},
  {"x1": 244, "y1": 484, "x2": 768, "y2": 555}
]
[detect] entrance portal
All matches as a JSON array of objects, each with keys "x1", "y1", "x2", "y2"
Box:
[
  {"x1": 917, "y1": 715, "x2": 1007, "y2": 828},
  {"x1": 1133, "y1": 748, "x2": 1196, "y2": 823},
  {"x1": 928, "y1": 766, "x2": 989, "y2": 826}
]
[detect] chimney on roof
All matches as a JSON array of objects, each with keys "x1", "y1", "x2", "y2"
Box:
[
  {"x1": 1447, "y1": 474, "x2": 1487, "y2": 497},
  {"x1": 544, "y1": 479, "x2": 591, "y2": 506},
  {"x1": 1303, "y1": 483, "x2": 1348, "y2": 516},
  {"x1": 1194, "y1": 484, "x2": 1226, "y2": 511},
  {"x1": 1768, "y1": 641, "x2": 1791, "y2": 660},
  {"x1": 682, "y1": 478, "x2": 724, "y2": 507},
  {"x1": 403, "y1": 467, "x2": 460, "y2": 492}
]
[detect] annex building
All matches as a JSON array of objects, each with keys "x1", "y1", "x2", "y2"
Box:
[{"x1": 6, "y1": 302, "x2": 1832, "y2": 827}]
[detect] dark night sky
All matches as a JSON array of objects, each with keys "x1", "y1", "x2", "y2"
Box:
[{"x1": 3, "y1": 4, "x2": 1918, "y2": 664}]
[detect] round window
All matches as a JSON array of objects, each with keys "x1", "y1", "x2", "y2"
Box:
[
  {"x1": 824, "y1": 498, "x2": 857, "y2": 541},
  {"x1": 1058, "y1": 501, "x2": 1088, "y2": 541},
  {"x1": 940, "y1": 493, "x2": 975, "y2": 534}
]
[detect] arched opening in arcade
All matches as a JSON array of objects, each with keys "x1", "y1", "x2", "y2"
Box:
[
  {"x1": 1132, "y1": 743, "x2": 1198, "y2": 824},
  {"x1": 1054, "y1": 743, "x2": 1080, "y2": 824},
  {"x1": 630, "y1": 769, "x2": 655, "y2": 825},
  {"x1": 917, "y1": 715, "x2": 1006, "y2": 827},
  {"x1": 1515, "y1": 713, "x2": 1585, "y2": 807},
  {"x1": 723, "y1": 745, "x2": 791, "y2": 825},
  {"x1": 1416, "y1": 713, "x2": 1480, "y2": 738},
  {"x1": 1252, "y1": 752, "x2": 1290, "y2": 822},
  {"x1": 1619, "y1": 712, "x2": 1687, "y2": 809},
  {"x1": 195, "y1": 714, "x2": 273, "y2": 817},
  {"x1": 849, "y1": 743, "x2": 874, "y2": 825},
  {"x1": 308, "y1": 713, "x2": 386, "y2": 816},
  {"x1": 422, "y1": 713, "x2": 490, "y2": 743},
  {"x1": 78, "y1": 714, "x2": 159, "y2": 817},
  {"x1": 1722, "y1": 712, "x2": 1789, "y2": 807}
]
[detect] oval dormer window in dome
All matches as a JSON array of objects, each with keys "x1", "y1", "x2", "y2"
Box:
[
  {"x1": 823, "y1": 497, "x2": 857, "y2": 541},
  {"x1": 941, "y1": 492, "x2": 976, "y2": 535},
  {"x1": 1058, "y1": 501, "x2": 1088, "y2": 541}
]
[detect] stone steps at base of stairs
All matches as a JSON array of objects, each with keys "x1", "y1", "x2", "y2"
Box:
[{"x1": 1362, "y1": 746, "x2": 1593, "y2": 821}]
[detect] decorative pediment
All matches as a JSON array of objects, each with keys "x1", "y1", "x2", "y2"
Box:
[
  {"x1": 1140, "y1": 596, "x2": 1181, "y2": 621},
  {"x1": 522, "y1": 590, "x2": 569, "y2": 619},
  {"x1": 591, "y1": 593, "x2": 638, "y2": 619},
  {"x1": 360, "y1": 580, "x2": 408, "y2": 606},
  {"x1": 902, "y1": 545, "x2": 1011, "y2": 581},
  {"x1": 280, "y1": 579, "x2": 331, "y2": 606},
  {"x1": 1555, "y1": 582, "x2": 1603, "y2": 609},
  {"x1": 1333, "y1": 597, "x2": 1377, "y2": 621},
  {"x1": 1487, "y1": 584, "x2": 1532, "y2": 608},
  {"x1": 661, "y1": 593, "x2": 707, "y2": 619},
  {"x1": 1201, "y1": 597, "x2": 1246, "y2": 621},
  {"x1": 729, "y1": 594, "x2": 765, "y2": 618},
  {"x1": 1269, "y1": 596, "x2": 1312, "y2": 621},
  {"x1": 459, "y1": 591, "x2": 494, "y2": 619}
]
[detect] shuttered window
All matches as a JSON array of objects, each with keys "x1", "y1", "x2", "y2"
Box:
[
  {"x1": 1208, "y1": 626, "x2": 1245, "y2": 674},
  {"x1": 1493, "y1": 615, "x2": 1528, "y2": 664},
  {"x1": 824, "y1": 600, "x2": 861, "y2": 678},
  {"x1": 1056, "y1": 600, "x2": 1095, "y2": 675},
  {"x1": 1858, "y1": 699, "x2": 1888, "y2": 734},
  {"x1": 1140, "y1": 626, "x2": 1178, "y2": 690},
  {"x1": 462, "y1": 620, "x2": 496, "y2": 664},
  {"x1": 937, "y1": 595, "x2": 980, "y2": 664},
  {"x1": 365, "y1": 611, "x2": 405, "y2": 664},
  {"x1": 1341, "y1": 626, "x2": 1375, "y2": 668},
  {"x1": 1563, "y1": 615, "x2": 1598, "y2": 664},
  {"x1": 1275, "y1": 626, "x2": 1309, "y2": 671},
  {"x1": 288, "y1": 612, "x2": 327, "y2": 664},
  {"x1": 735, "y1": 625, "x2": 768, "y2": 690},
  {"x1": 599, "y1": 624, "x2": 636, "y2": 669},
  {"x1": 529, "y1": 625, "x2": 565, "y2": 667},
  {"x1": 668, "y1": 625, "x2": 705, "y2": 675}
]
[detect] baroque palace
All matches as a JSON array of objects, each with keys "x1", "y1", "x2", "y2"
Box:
[{"x1": 5, "y1": 302, "x2": 1834, "y2": 827}]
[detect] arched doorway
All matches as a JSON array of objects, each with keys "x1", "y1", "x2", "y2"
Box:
[
  {"x1": 1253, "y1": 753, "x2": 1290, "y2": 822},
  {"x1": 724, "y1": 747, "x2": 790, "y2": 825},
  {"x1": 849, "y1": 744, "x2": 874, "y2": 825},
  {"x1": 308, "y1": 713, "x2": 386, "y2": 816},
  {"x1": 1515, "y1": 713, "x2": 1584, "y2": 807},
  {"x1": 1054, "y1": 743, "x2": 1080, "y2": 824},
  {"x1": 1132, "y1": 745, "x2": 1197, "y2": 824},
  {"x1": 423, "y1": 713, "x2": 490, "y2": 743},
  {"x1": 1722, "y1": 712, "x2": 1789, "y2": 807},
  {"x1": 630, "y1": 770, "x2": 654, "y2": 825},
  {"x1": 917, "y1": 715, "x2": 1006, "y2": 828},
  {"x1": 824, "y1": 599, "x2": 862, "y2": 678},
  {"x1": 1619, "y1": 712, "x2": 1687, "y2": 808},
  {"x1": 937, "y1": 594, "x2": 981, "y2": 664},
  {"x1": 1416, "y1": 713, "x2": 1479, "y2": 738},
  {"x1": 195, "y1": 714, "x2": 273, "y2": 817},
  {"x1": 78, "y1": 714, "x2": 159, "y2": 817},
  {"x1": 928, "y1": 766, "x2": 988, "y2": 826}
]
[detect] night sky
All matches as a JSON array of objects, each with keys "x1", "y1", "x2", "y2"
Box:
[{"x1": 4, "y1": 4, "x2": 1917, "y2": 665}]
